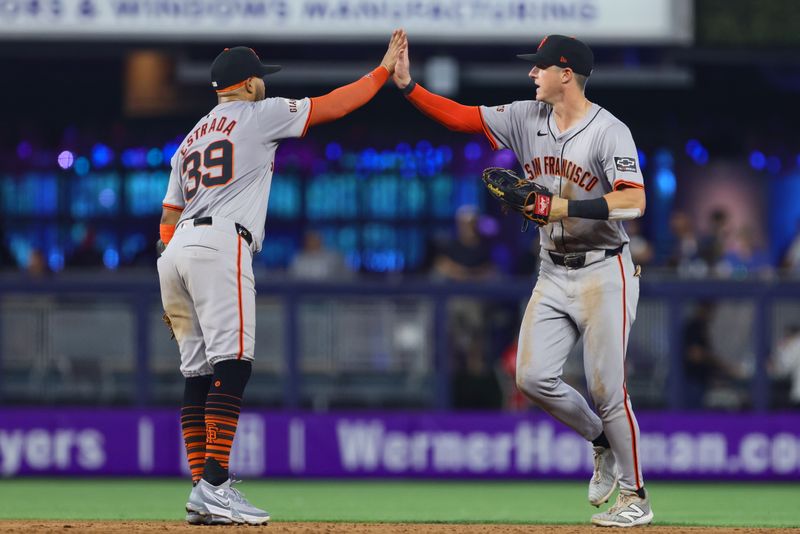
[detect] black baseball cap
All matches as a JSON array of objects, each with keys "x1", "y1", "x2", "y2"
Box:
[
  {"x1": 210, "y1": 46, "x2": 281, "y2": 92},
  {"x1": 517, "y1": 35, "x2": 594, "y2": 76}
]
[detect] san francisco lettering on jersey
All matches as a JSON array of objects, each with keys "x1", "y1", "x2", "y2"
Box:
[
  {"x1": 180, "y1": 116, "x2": 238, "y2": 156},
  {"x1": 523, "y1": 156, "x2": 599, "y2": 192}
]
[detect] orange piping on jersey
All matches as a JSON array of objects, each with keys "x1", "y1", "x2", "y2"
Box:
[
  {"x1": 300, "y1": 98, "x2": 314, "y2": 137},
  {"x1": 162, "y1": 203, "x2": 184, "y2": 212},
  {"x1": 237, "y1": 235, "x2": 244, "y2": 359},
  {"x1": 405, "y1": 83, "x2": 485, "y2": 135},
  {"x1": 613, "y1": 180, "x2": 645, "y2": 191},
  {"x1": 307, "y1": 66, "x2": 389, "y2": 127},
  {"x1": 478, "y1": 107, "x2": 499, "y2": 151},
  {"x1": 215, "y1": 80, "x2": 248, "y2": 93},
  {"x1": 617, "y1": 254, "x2": 642, "y2": 490}
]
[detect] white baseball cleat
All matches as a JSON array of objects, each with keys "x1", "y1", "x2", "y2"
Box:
[
  {"x1": 589, "y1": 446, "x2": 618, "y2": 507},
  {"x1": 591, "y1": 488, "x2": 654, "y2": 527}
]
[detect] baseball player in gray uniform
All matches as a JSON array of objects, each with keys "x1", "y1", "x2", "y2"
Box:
[
  {"x1": 157, "y1": 30, "x2": 406, "y2": 525},
  {"x1": 393, "y1": 35, "x2": 651, "y2": 527}
]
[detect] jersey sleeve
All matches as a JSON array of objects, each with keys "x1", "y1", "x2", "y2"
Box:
[
  {"x1": 255, "y1": 97, "x2": 313, "y2": 141},
  {"x1": 601, "y1": 122, "x2": 645, "y2": 190},
  {"x1": 478, "y1": 102, "x2": 517, "y2": 150},
  {"x1": 162, "y1": 152, "x2": 185, "y2": 212}
]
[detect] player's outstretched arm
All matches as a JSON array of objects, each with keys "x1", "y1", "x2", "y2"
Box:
[
  {"x1": 546, "y1": 187, "x2": 645, "y2": 223},
  {"x1": 392, "y1": 40, "x2": 485, "y2": 134},
  {"x1": 306, "y1": 29, "x2": 406, "y2": 127}
]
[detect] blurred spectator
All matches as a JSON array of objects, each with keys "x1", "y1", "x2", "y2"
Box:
[
  {"x1": 682, "y1": 301, "x2": 737, "y2": 409},
  {"x1": 720, "y1": 227, "x2": 773, "y2": 278},
  {"x1": 769, "y1": 325, "x2": 800, "y2": 408},
  {"x1": 667, "y1": 211, "x2": 699, "y2": 273},
  {"x1": 781, "y1": 220, "x2": 800, "y2": 274},
  {"x1": 624, "y1": 219, "x2": 654, "y2": 266},
  {"x1": 288, "y1": 231, "x2": 352, "y2": 280},
  {"x1": 698, "y1": 208, "x2": 731, "y2": 275},
  {"x1": 432, "y1": 205, "x2": 495, "y2": 281},
  {"x1": 25, "y1": 248, "x2": 52, "y2": 279},
  {"x1": 67, "y1": 226, "x2": 104, "y2": 268},
  {"x1": 434, "y1": 205, "x2": 501, "y2": 409},
  {"x1": 513, "y1": 234, "x2": 541, "y2": 277}
]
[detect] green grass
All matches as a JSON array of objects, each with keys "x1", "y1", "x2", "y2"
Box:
[{"x1": 0, "y1": 479, "x2": 798, "y2": 527}]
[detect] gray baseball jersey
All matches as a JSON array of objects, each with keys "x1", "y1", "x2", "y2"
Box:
[
  {"x1": 159, "y1": 96, "x2": 311, "y2": 376},
  {"x1": 480, "y1": 99, "x2": 646, "y2": 493},
  {"x1": 163, "y1": 97, "x2": 312, "y2": 252},
  {"x1": 480, "y1": 101, "x2": 644, "y2": 253}
]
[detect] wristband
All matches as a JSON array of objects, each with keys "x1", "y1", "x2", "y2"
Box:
[
  {"x1": 159, "y1": 224, "x2": 176, "y2": 245},
  {"x1": 567, "y1": 197, "x2": 609, "y2": 220},
  {"x1": 400, "y1": 80, "x2": 417, "y2": 96}
]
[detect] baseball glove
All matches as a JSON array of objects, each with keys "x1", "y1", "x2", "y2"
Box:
[{"x1": 481, "y1": 167, "x2": 553, "y2": 226}]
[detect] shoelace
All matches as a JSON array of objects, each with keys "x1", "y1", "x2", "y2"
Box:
[
  {"x1": 607, "y1": 492, "x2": 639, "y2": 515},
  {"x1": 591, "y1": 447, "x2": 604, "y2": 483},
  {"x1": 227, "y1": 479, "x2": 250, "y2": 505}
]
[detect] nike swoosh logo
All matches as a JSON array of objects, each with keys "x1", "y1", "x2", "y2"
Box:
[
  {"x1": 537, "y1": 130, "x2": 547, "y2": 137},
  {"x1": 204, "y1": 487, "x2": 231, "y2": 507}
]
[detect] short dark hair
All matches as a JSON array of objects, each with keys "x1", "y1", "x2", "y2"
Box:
[{"x1": 574, "y1": 73, "x2": 588, "y2": 91}]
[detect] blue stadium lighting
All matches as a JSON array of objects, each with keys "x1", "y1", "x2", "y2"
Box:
[
  {"x1": 17, "y1": 141, "x2": 33, "y2": 159},
  {"x1": 637, "y1": 149, "x2": 647, "y2": 170},
  {"x1": 685, "y1": 139, "x2": 708, "y2": 165},
  {"x1": 395, "y1": 142, "x2": 411, "y2": 153},
  {"x1": 653, "y1": 148, "x2": 674, "y2": 169},
  {"x1": 74, "y1": 157, "x2": 91, "y2": 176},
  {"x1": 438, "y1": 145, "x2": 453, "y2": 164},
  {"x1": 121, "y1": 148, "x2": 147, "y2": 169},
  {"x1": 47, "y1": 249, "x2": 64, "y2": 272},
  {"x1": 464, "y1": 142, "x2": 482, "y2": 161},
  {"x1": 103, "y1": 248, "x2": 120, "y2": 270},
  {"x1": 655, "y1": 168, "x2": 676, "y2": 197},
  {"x1": 91, "y1": 143, "x2": 113, "y2": 168},
  {"x1": 57, "y1": 150, "x2": 75, "y2": 170},
  {"x1": 146, "y1": 148, "x2": 163, "y2": 167},
  {"x1": 749, "y1": 151, "x2": 766, "y2": 170},
  {"x1": 766, "y1": 156, "x2": 782, "y2": 174},
  {"x1": 325, "y1": 142, "x2": 342, "y2": 160},
  {"x1": 98, "y1": 188, "x2": 116, "y2": 209},
  {"x1": 416, "y1": 139, "x2": 433, "y2": 152},
  {"x1": 162, "y1": 142, "x2": 180, "y2": 161}
]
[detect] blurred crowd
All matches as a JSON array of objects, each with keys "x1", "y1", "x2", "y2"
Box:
[{"x1": 5, "y1": 204, "x2": 800, "y2": 281}]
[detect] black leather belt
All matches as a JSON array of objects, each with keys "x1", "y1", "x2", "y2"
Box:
[
  {"x1": 193, "y1": 216, "x2": 253, "y2": 246},
  {"x1": 549, "y1": 244, "x2": 625, "y2": 269}
]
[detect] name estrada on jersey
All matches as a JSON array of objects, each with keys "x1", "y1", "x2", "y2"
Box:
[{"x1": 163, "y1": 96, "x2": 311, "y2": 253}]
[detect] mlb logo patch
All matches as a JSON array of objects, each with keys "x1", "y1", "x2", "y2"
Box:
[{"x1": 614, "y1": 157, "x2": 637, "y2": 173}]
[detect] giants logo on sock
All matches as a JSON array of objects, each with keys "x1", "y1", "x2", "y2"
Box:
[{"x1": 206, "y1": 422, "x2": 219, "y2": 443}]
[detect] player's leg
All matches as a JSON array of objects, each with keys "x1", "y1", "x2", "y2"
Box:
[
  {"x1": 516, "y1": 261, "x2": 604, "y2": 440},
  {"x1": 575, "y1": 251, "x2": 652, "y2": 526},
  {"x1": 158, "y1": 249, "x2": 223, "y2": 525},
  {"x1": 179, "y1": 225, "x2": 267, "y2": 525}
]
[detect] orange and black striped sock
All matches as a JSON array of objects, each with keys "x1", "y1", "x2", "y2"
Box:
[
  {"x1": 181, "y1": 375, "x2": 212, "y2": 485},
  {"x1": 202, "y1": 359, "x2": 252, "y2": 486}
]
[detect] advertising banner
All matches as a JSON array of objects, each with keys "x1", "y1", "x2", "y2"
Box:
[
  {"x1": 0, "y1": 0, "x2": 692, "y2": 44},
  {"x1": 1, "y1": 409, "x2": 799, "y2": 479}
]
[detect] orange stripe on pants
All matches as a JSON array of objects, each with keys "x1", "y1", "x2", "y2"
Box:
[{"x1": 617, "y1": 255, "x2": 641, "y2": 489}]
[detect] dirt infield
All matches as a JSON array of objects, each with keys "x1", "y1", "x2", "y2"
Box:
[{"x1": 0, "y1": 522, "x2": 795, "y2": 533}]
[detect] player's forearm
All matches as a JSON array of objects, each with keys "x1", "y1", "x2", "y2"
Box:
[
  {"x1": 604, "y1": 188, "x2": 646, "y2": 218},
  {"x1": 307, "y1": 66, "x2": 390, "y2": 126},
  {"x1": 403, "y1": 83, "x2": 485, "y2": 134},
  {"x1": 551, "y1": 188, "x2": 645, "y2": 222}
]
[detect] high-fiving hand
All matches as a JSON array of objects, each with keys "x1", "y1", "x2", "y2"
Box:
[
  {"x1": 380, "y1": 29, "x2": 408, "y2": 75},
  {"x1": 392, "y1": 36, "x2": 411, "y2": 89}
]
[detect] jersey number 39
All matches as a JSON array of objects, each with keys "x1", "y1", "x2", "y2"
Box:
[{"x1": 183, "y1": 139, "x2": 234, "y2": 201}]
